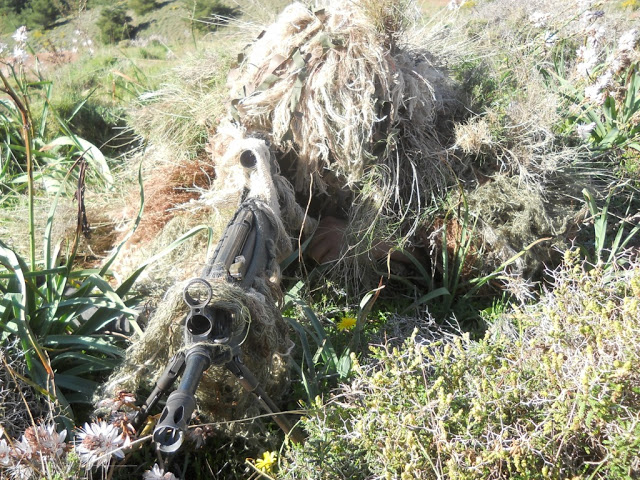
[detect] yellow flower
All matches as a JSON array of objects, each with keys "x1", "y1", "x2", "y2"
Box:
[
  {"x1": 337, "y1": 316, "x2": 357, "y2": 331},
  {"x1": 255, "y1": 451, "x2": 277, "y2": 473}
]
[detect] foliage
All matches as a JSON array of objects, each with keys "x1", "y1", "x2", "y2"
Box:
[
  {"x1": 128, "y1": 0, "x2": 156, "y2": 15},
  {"x1": 284, "y1": 254, "x2": 640, "y2": 478},
  {"x1": 21, "y1": 0, "x2": 62, "y2": 29},
  {"x1": 96, "y1": 5, "x2": 132, "y2": 43},
  {"x1": 581, "y1": 188, "x2": 640, "y2": 269},
  {"x1": 284, "y1": 279, "x2": 381, "y2": 405},
  {"x1": 555, "y1": 63, "x2": 640, "y2": 154},
  {"x1": 0, "y1": 65, "x2": 140, "y2": 419},
  {"x1": 0, "y1": 0, "x2": 61, "y2": 30},
  {"x1": 182, "y1": 0, "x2": 237, "y2": 32}
]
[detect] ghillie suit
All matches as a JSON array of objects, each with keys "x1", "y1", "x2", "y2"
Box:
[
  {"x1": 227, "y1": 0, "x2": 462, "y2": 290},
  {"x1": 99, "y1": 0, "x2": 462, "y2": 434}
]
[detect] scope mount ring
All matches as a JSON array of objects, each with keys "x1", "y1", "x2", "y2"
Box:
[{"x1": 183, "y1": 278, "x2": 213, "y2": 309}]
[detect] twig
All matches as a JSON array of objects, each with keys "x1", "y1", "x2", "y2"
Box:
[{"x1": 0, "y1": 68, "x2": 36, "y2": 269}]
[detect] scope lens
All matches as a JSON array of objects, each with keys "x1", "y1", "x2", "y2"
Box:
[{"x1": 240, "y1": 150, "x2": 257, "y2": 169}]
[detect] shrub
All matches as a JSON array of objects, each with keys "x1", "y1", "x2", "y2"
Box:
[
  {"x1": 21, "y1": 0, "x2": 61, "y2": 29},
  {"x1": 283, "y1": 253, "x2": 640, "y2": 479},
  {"x1": 182, "y1": 0, "x2": 236, "y2": 32},
  {"x1": 96, "y1": 5, "x2": 132, "y2": 43},
  {"x1": 128, "y1": 0, "x2": 156, "y2": 15}
]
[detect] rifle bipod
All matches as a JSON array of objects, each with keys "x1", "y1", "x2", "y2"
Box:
[{"x1": 131, "y1": 343, "x2": 304, "y2": 453}]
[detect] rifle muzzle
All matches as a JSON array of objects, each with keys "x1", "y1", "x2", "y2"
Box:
[{"x1": 153, "y1": 348, "x2": 210, "y2": 453}]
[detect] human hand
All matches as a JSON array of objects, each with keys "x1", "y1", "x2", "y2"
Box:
[{"x1": 307, "y1": 216, "x2": 347, "y2": 264}]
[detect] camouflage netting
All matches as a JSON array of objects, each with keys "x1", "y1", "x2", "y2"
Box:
[{"x1": 467, "y1": 175, "x2": 586, "y2": 279}]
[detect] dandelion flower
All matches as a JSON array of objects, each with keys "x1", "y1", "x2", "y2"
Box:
[
  {"x1": 12, "y1": 26, "x2": 27, "y2": 44},
  {"x1": 75, "y1": 421, "x2": 124, "y2": 468},
  {"x1": 254, "y1": 451, "x2": 277, "y2": 473},
  {"x1": 143, "y1": 464, "x2": 178, "y2": 480},
  {"x1": 337, "y1": 316, "x2": 357, "y2": 331}
]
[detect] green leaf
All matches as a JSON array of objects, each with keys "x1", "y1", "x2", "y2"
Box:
[
  {"x1": 42, "y1": 335, "x2": 124, "y2": 357},
  {"x1": 408, "y1": 287, "x2": 450, "y2": 311},
  {"x1": 55, "y1": 374, "x2": 98, "y2": 396},
  {"x1": 599, "y1": 127, "x2": 621, "y2": 148},
  {"x1": 116, "y1": 225, "x2": 213, "y2": 298}
]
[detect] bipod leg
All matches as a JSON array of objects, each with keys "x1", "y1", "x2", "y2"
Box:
[
  {"x1": 131, "y1": 352, "x2": 186, "y2": 432},
  {"x1": 226, "y1": 355, "x2": 305, "y2": 444}
]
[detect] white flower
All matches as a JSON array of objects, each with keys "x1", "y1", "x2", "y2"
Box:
[
  {"x1": 6, "y1": 463, "x2": 33, "y2": 480},
  {"x1": 585, "y1": 84, "x2": 605, "y2": 104},
  {"x1": 75, "y1": 421, "x2": 125, "y2": 468},
  {"x1": 74, "y1": 29, "x2": 81, "y2": 35},
  {"x1": 576, "y1": 122, "x2": 596, "y2": 140},
  {"x1": 586, "y1": 26, "x2": 606, "y2": 48},
  {"x1": 37, "y1": 424, "x2": 67, "y2": 459},
  {"x1": 529, "y1": 11, "x2": 549, "y2": 28},
  {"x1": 618, "y1": 29, "x2": 638, "y2": 52},
  {"x1": 12, "y1": 26, "x2": 27, "y2": 44},
  {"x1": 0, "y1": 43, "x2": 7, "y2": 55},
  {"x1": 143, "y1": 464, "x2": 178, "y2": 480},
  {"x1": 13, "y1": 436, "x2": 33, "y2": 460},
  {"x1": 12, "y1": 45, "x2": 28, "y2": 64},
  {"x1": 596, "y1": 70, "x2": 613, "y2": 89},
  {"x1": 576, "y1": 46, "x2": 599, "y2": 78},
  {"x1": 0, "y1": 438, "x2": 12, "y2": 466}
]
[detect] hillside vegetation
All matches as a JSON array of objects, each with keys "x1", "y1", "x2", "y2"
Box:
[{"x1": 1, "y1": 0, "x2": 640, "y2": 479}]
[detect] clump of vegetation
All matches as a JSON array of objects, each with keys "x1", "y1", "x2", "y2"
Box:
[
  {"x1": 182, "y1": 0, "x2": 237, "y2": 32},
  {"x1": 283, "y1": 252, "x2": 640, "y2": 479},
  {"x1": 128, "y1": 0, "x2": 156, "y2": 15},
  {"x1": 96, "y1": 5, "x2": 132, "y2": 43},
  {"x1": 0, "y1": 0, "x2": 61, "y2": 30}
]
